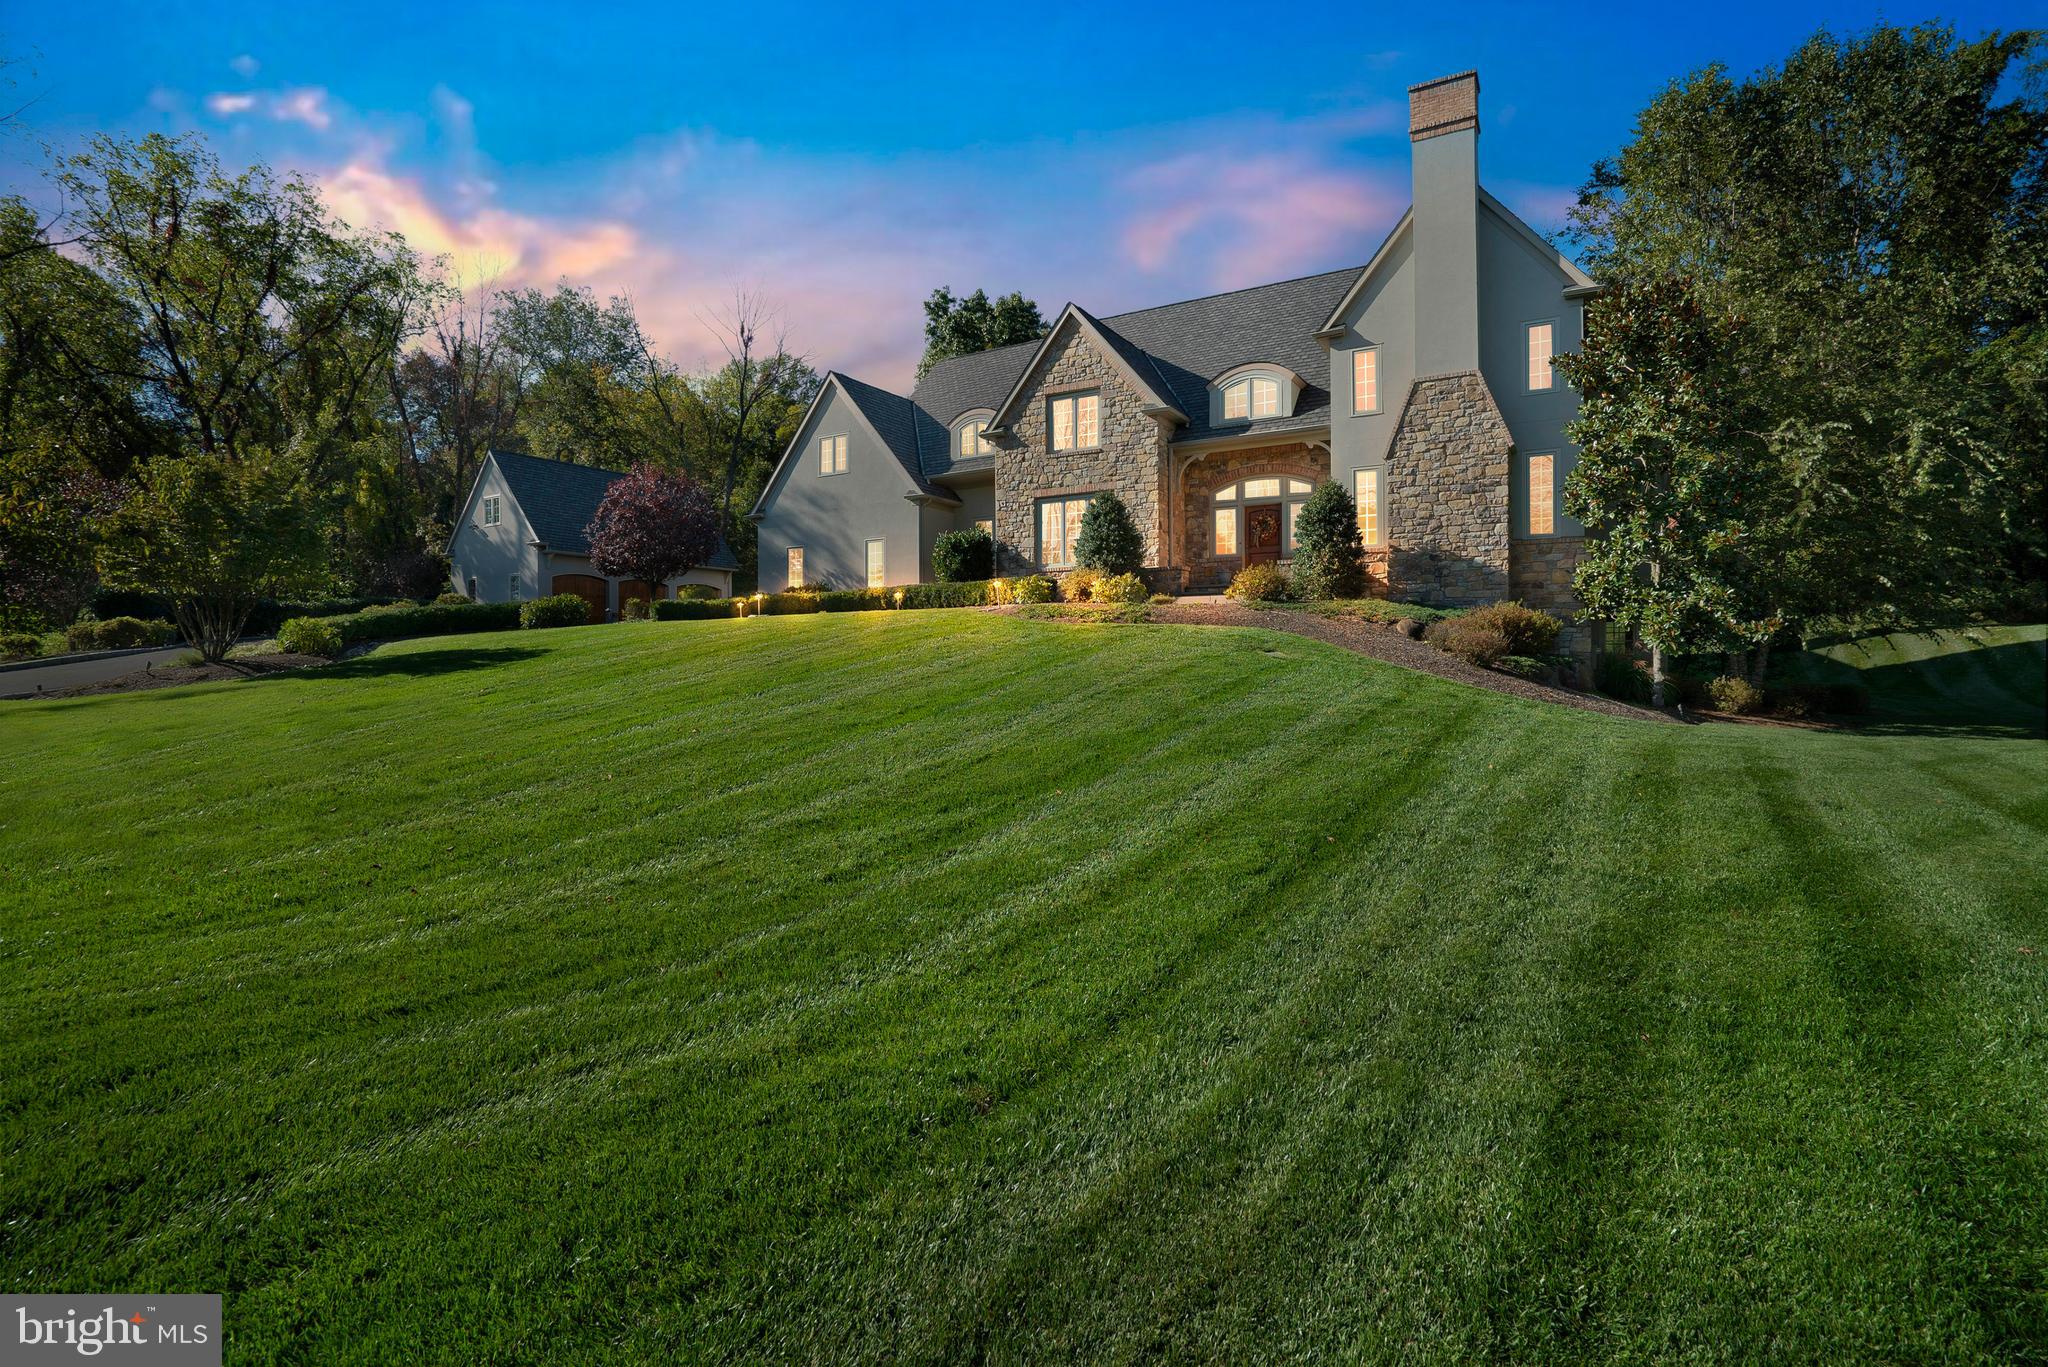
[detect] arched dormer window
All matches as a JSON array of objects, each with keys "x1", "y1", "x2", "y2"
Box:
[
  {"x1": 953, "y1": 410, "x2": 996, "y2": 458},
  {"x1": 1209, "y1": 365, "x2": 1303, "y2": 427}
]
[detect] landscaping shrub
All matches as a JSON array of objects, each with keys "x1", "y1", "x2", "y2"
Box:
[
  {"x1": 276, "y1": 616, "x2": 344, "y2": 658},
  {"x1": 322, "y1": 600, "x2": 520, "y2": 646},
  {"x1": 817, "y1": 589, "x2": 888, "y2": 612},
  {"x1": 1, "y1": 632, "x2": 41, "y2": 661},
  {"x1": 1090, "y1": 572, "x2": 1148, "y2": 605},
  {"x1": 1288, "y1": 481, "x2": 1366, "y2": 600},
  {"x1": 1708, "y1": 675, "x2": 1766, "y2": 714},
  {"x1": 1594, "y1": 651, "x2": 1652, "y2": 702},
  {"x1": 1457, "y1": 601, "x2": 1562, "y2": 656},
  {"x1": 243, "y1": 596, "x2": 408, "y2": 636},
  {"x1": 1059, "y1": 567, "x2": 1102, "y2": 602},
  {"x1": 520, "y1": 594, "x2": 591, "y2": 630},
  {"x1": 1425, "y1": 617, "x2": 1512, "y2": 667},
  {"x1": 1315, "y1": 598, "x2": 1459, "y2": 626},
  {"x1": 901, "y1": 581, "x2": 995, "y2": 609},
  {"x1": 1226, "y1": 563, "x2": 1290, "y2": 603},
  {"x1": 1007, "y1": 575, "x2": 1055, "y2": 604},
  {"x1": 63, "y1": 616, "x2": 177, "y2": 652},
  {"x1": 435, "y1": 591, "x2": 469, "y2": 605},
  {"x1": 932, "y1": 526, "x2": 994, "y2": 583},
  {"x1": 674, "y1": 583, "x2": 723, "y2": 601},
  {"x1": 652, "y1": 597, "x2": 735, "y2": 621},
  {"x1": 1074, "y1": 493, "x2": 1143, "y2": 574}
]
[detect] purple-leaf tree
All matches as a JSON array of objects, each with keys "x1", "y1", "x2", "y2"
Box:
[{"x1": 585, "y1": 465, "x2": 719, "y2": 600}]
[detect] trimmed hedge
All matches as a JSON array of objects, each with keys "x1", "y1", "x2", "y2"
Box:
[
  {"x1": 64, "y1": 617, "x2": 178, "y2": 653},
  {"x1": 324, "y1": 600, "x2": 521, "y2": 646},
  {"x1": 520, "y1": 594, "x2": 590, "y2": 630},
  {"x1": 653, "y1": 598, "x2": 736, "y2": 621},
  {"x1": 2, "y1": 631, "x2": 42, "y2": 661},
  {"x1": 648, "y1": 577, "x2": 1062, "y2": 621}
]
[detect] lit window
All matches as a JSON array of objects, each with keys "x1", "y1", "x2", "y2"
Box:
[
  {"x1": 958, "y1": 420, "x2": 992, "y2": 457},
  {"x1": 1527, "y1": 454, "x2": 1555, "y2": 535},
  {"x1": 975, "y1": 519, "x2": 993, "y2": 536},
  {"x1": 1242, "y1": 478, "x2": 1280, "y2": 498},
  {"x1": 1354, "y1": 470, "x2": 1381, "y2": 547},
  {"x1": 1287, "y1": 479, "x2": 1311, "y2": 495},
  {"x1": 1213, "y1": 508, "x2": 1237, "y2": 556},
  {"x1": 1251, "y1": 377, "x2": 1279, "y2": 418},
  {"x1": 1037, "y1": 495, "x2": 1091, "y2": 568},
  {"x1": 1051, "y1": 394, "x2": 1098, "y2": 451},
  {"x1": 1285, "y1": 502, "x2": 1299, "y2": 552},
  {"x1": 1353, "y1": 348, "x2": 1379, "y2": 413},
  {"x1": 866, "y1": 538, "x2": 886, "y2": 588},
  {"x1": 482, "y1": 496, "x2": 500, "y2": 526},
  {"x1": 787, "y1": 547, "x2": 804, "y2": 588},
  {"x1": 1527, "y1": 323, "x2": 1554, "y2": 391},
  {"x1": 818, "y1": 433, "x2": 849, "y2": 475},
  {"x1": 1223, "y1": 381, "x2": 1248, "y2": 420},
  {"x1": 1214, "y1": 485, "x2": 1236, "y2": 502}
]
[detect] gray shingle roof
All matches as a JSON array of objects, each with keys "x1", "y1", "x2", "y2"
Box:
[
  {"x1": 832, "y1": 373, "x2": 954, "y2": 502},
  {"x1": 487, "y1": 449, "x2": 739, "y2": 569},
  {"x1": 904, "y1": 265, "x2": 1365, "y2": 479}
]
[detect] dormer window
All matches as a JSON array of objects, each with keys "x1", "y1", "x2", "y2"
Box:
[
  {"x1": 956, "y1": 418, "x2": 993, "y2": 458},
  {"x1": 1223, "y1": 377, "x2": 1279, "y2": 421}
]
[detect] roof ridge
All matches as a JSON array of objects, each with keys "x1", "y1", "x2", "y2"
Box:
[{"x1": 489, "y1": 447, "x2": 631, "y2": 480}]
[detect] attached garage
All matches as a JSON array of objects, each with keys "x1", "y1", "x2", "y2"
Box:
[{"x1": 551, "y1": 574, "x2": 609, "y2": 625}]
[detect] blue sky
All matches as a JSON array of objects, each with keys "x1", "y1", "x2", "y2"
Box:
[{"x1": 3, "y1": 2, "x2": 2035, "y2": 386}]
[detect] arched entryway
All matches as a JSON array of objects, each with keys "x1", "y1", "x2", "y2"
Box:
[{"x1": 550, "y1": 574, "x2": 607, "y2": 624}]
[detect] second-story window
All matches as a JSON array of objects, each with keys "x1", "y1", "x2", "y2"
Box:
[
  {"x1": 482, "y1": 495, "x2": 501, "y2": 526},
  {"x1": 1050, "y1": 393, "x2": 1099, "y2": 451},
  {"x1": 1224, "y1": 377, "x2": 1279, "y2": 420},
  {"x1": 957, "y1": 420, "x2": 991, "y2": 457},
  {"x1": 1353, "y1": 348, "x2": 1380, "y2": 414},
  {"x1": 1526, "y1": 323, "x2": 1555, "y2": 391},
  {"x1": 818, "y1": 433, "x2": 849, "y2": 475}
]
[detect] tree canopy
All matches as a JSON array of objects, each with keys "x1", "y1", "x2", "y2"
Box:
[{"x1": 917, "y1": 287, "x2": 1048, "y2": 380}]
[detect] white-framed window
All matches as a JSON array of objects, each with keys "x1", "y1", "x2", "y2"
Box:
[
  {"x1": 818, "y1": 433, "x2": 849, "y2": 475},
  {"x1": 1050, "y1": 393, "x2": 1099, "y2": 452},
  {"x1": 508, "y1": 575, "x2": 522, "y2": 601},
  {"x1": 1526, "y1": 322, "x2": 1555, "y2": 391},
  {"x1": 957, "y1": 419, "x2": 992, "y2": 457},
  {"x1": 787, "y1": 546, "x2": 804, "y2": 588},
  {"x1": 1526, "y1": 454, "x2": 1555, "y2": 536},
  {"x1": 865, "y1": 538, "x2": 886, "y2": 588},
  {"x1": 1037, "y1": 495, "x2": 1091, "y2": 568},
  {"x1": 1222, "y1": 377, "x2": 1280, "y2": 421},
  {"x1": 1213, "y1": 508, "x2": 1237, "y2": 556},
  {"x1": 1353, "y1": 348, "x2": 1380, "y2": 414},
  {"x1": 1354, "y1": 469, "x2": 1381, "y2": 547},
  {"x1": 482, "y1": 495, "x2": 501, "y2": 526},
  {"x1": 1210, "y1": 477, "x2": 1312, "y2": 559}
]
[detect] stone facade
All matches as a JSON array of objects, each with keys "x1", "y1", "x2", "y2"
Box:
[
  {"x1": 1384, "y1": 371, "x2": 1510, "y2": 606},
  {"x1": 1178, "y1": 443, "x2": 1329, "y2": 591},
  {"x1": 991, "y1": 324, "x2": 1170, "y2": 576},
  {"x1": 1510, "y1": 534, "x2": 1593, "y2": 657}
]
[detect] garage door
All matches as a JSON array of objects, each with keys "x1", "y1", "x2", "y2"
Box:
[
  {"x1": 618, "y1": 579, "x2": 657, "y2": 611},
  {"x1": 551, "y1": 574, "x2": 608, "y2": 624}
]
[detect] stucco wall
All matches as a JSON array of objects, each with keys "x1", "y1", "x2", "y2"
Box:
[
  {"x1": 755, "y1": 384, "x2": 924, "y2": 591},
  {"x1": 992, "y1": 324, "x2": 1169, "y2": 575},
  {"x1": 1478, "y1": 203, "x2": 1586, "y2": 539},
  {"x1": 447, "y1": 459, "x2": 539, "y2": 602}
]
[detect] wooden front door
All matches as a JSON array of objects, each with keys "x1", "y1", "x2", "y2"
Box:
[
  {"x1": 1245, "y1": 503, "x2": 1284, "y2": 567},
  {"x1": 551, "y1": 574, "x2": 608, "y2": 624}
]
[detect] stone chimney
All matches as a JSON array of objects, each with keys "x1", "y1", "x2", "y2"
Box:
[{"x1": 1408, "y1": 71, "x2": 1481, "y2": 374}]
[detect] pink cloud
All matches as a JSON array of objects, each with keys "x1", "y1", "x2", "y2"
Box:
[{"x1": 1119, "y1": 153, "x2": 1404, "y2": 288}]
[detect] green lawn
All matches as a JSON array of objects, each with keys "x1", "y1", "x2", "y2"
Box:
[{"x1": 2, "y1": 613, "x2": 2044, "y2": 1363}]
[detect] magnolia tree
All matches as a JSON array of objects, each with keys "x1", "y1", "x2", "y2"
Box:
[{"x1": 585, "y1": 465, "x2": 719, "y2": 603}]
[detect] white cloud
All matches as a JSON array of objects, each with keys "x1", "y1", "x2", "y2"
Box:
[{"x1": 206, "y1": 92, "x2": 258, "y2": 116}]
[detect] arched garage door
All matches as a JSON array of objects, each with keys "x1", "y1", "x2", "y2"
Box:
[
  {"x1": 618, "y1": 580, "x2": 657, "y2": 611},
  {"x1": 551, "y1": 574, "x2": 608, "y2": 624}
]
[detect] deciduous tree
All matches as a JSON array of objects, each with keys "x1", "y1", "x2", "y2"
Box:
[
  {"x1": 917, "y1": 287, "x2": 1047, "y2": 380},
  {"x1": 584, "y1": 465, "x2": 719, "y2": 599}
]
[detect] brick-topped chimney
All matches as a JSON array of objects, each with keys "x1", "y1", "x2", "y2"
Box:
[
  {"x1": 1408, "y1": 70, "x2": 1481, "y2": 373},
  {"x1": 1408, "y1": 70, "x2": 1479, "y2": 141}
]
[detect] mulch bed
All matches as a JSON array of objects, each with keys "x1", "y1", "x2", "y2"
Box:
[
  {"x1": 31, "y1": 653, "x2": 327, "y2": 699},
  {"x1": 1130, "y1": 599, "x2": 1677, "y2": 723}
]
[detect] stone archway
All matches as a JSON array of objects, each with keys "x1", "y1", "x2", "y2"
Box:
[{"x1": 1177, "y1": 443, "x2": 1329, "y2": 591}]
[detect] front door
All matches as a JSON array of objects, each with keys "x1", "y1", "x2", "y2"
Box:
[{"x1": 1245, "y1": 503, "x2": 1283, "y2": 567}]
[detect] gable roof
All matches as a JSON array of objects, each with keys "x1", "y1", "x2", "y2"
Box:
[
  {"x1": 982, "y1": 303, "x2": 1189, "y2": 437},
  {"x1": 747, "y1": 372, "x2": 959, "y2": 520},
  {"x1": 909, "y1": 265, "x2": 1364, "y2": 474},
  {"x1": 485, "y1": 449, "x2": 738, "y2": 568}
]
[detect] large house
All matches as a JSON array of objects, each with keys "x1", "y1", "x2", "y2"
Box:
[
  {"x1": 449, "y1": 450, "x2": 738, "y2": 622},
  {"x1": 750, "y1": 70, "x2": 1601, "y2": 649}
]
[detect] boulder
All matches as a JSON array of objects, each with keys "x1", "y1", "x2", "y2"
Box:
[{"x1": 1392, "y1": 617, "x2": 1424, "y2": 640}]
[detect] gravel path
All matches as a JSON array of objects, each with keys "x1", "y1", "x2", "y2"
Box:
[{"x1": 1146, "y1": 599, "x2": 1675, "y2": 723}]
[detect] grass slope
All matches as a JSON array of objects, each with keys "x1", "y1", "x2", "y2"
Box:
[
  {"x1": 1782, "y1": 623, "x2": 2047, "y2": 737},
  {"x1": 2, "y1": 613, "x2": 2044, "y2": 1363}
]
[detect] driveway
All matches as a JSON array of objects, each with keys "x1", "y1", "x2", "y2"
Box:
[{"x1": 0, "y1": 646, "x2": 195, "y2": 699}]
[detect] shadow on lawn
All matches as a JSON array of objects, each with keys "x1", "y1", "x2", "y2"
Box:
[
  {"x1": 1789, "y1": 635, "x2": 2046, "y2": 741},
  {"x1": 285, "y1": 643, "x2": 546, "y2": 683}
]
